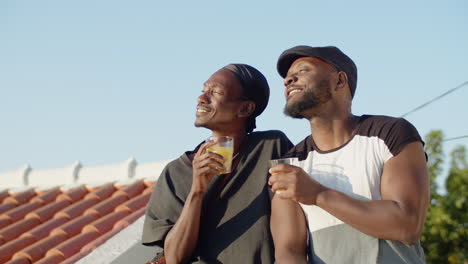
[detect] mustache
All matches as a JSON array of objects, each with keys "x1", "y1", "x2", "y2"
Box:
[{"x1": 286, "y1": 85, "x2": 304, "y2": 90}]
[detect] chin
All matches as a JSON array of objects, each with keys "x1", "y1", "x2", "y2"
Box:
[
  {"x1": 194, "y1": 121, "x2": 204, "y2": 128},
  {"x1": 284, "y1": 104, "x2": 309, "y2": 119},
  {"x1": 194, "y1": 120, "x2": 211, "y2": 129}
]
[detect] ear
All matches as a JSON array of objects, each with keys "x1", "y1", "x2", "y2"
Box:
[
  {"x1": 238, "y1": 101, "x2": 256, "y2": 118},
  {"x1": 335, "y1": 71, "x2": 348, "y2": 91}
]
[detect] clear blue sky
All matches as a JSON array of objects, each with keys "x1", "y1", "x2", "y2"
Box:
[{"x1": 1, "y1": 0, "x2": 467, "y2": 188}]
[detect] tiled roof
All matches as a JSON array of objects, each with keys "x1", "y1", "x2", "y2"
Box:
[{"x1": 0, "y1": 179, "x2": 154, "y2": 264}]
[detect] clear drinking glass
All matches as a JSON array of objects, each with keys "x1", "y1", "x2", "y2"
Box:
[
  {"x1": 206, "y1": 136, "x2": 234, "y2": 174},
  {"x1": 269, "y1": 158, "x2": 297, "y2": 193}
]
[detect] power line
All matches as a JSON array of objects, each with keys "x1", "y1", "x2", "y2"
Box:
[
  {"x1": 400, "y1": 81, "x2": 468, "y2": 118},
  {"x1": 443, "y1": 135, "x2": 468, "y2": 142}
]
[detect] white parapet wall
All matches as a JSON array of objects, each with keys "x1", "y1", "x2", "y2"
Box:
[
  {"x1": 0, "y1": 164, "x2": 31, "y2": 188},
  {"x1": 134, "y1": 160, "x2": 171, "y2": 181},
  {"x1": 0, "y1": 158, "x2": 171, "y2": 189},
  {"x1": 28, "y1": 161, "x2": 82, "y2": 187},
  {"x1": 78, "y1": 157, "x2": 138, "y2": 185}
]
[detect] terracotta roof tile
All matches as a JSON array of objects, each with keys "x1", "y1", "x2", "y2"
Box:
[
  {"x1": 83, "y1": 183, "x2": 115, "y2": 200},
  {"x1": 25, "y1": 200, "x2": 71, "y2": 223},
  {"x1": 54, "y1": 197, "x2": 100, "y2": 220},
  {"x1": 47, "y1": 230, "x2": 100, "y2": 260},
  {"x1": 82, "y1": 210, "x2": 130, "y2": 234},
  {"x1": 0, "y1": 191, "x2": 9, "y2": 203},
  {"x1": 0, "y1": 204, "x2": 17, "y2": 215},
  {"x1": 143, "y1": 186, "x2": 154, "y2": 194},
  {"x1": 34, "y1": 254, "x2": 63, "y2": 264},
  {"x1": 0, "y1": 216, "x2": 13, "y2": 231},
  {"x1": 0, "y1": 180, "x2": 154, "y2": 263},
  {"x1": 23, "y1": 217, "x2": 68, "y2": 241},
  {"x1": 50, "y1": 214, "x2": 99, "y2": 238},
  {"x1": 30, "y1": 188, "x2": 62, "y2": 204},
  {"x1": 144, "y1": 180, "x2": 156, "y2": 189},
  {"x1": 80, "y1": 225, "x2": 122, "y2": 255},
  {"x1": 59, "y1": 251, "x2": 88, "y2": 264},
  {"x1": 13, "y1": 233, "x2": 68, "y2": 262},
  {"x1": 114, "y1": 206, "x2": 146, "y2": 230},
  {"x1": 0, "y1": 218, "x2": 41, "y2": 244},
  {"x1": 4, "y1": 256, "x2": 30, "y2": 264},
  {"x1": 115, "y1": 192, "x2": 151, "y2": 213},
  {"x1": 2, "y1": 202, "x2": 43, "y2": 223},
  {"x1": 77, "y1": 207, "x2": 147, "y2": 263},
  {"x1": 3, "y1": 189, "x2": 36, "y2": 206},
  {"x1": 112, "y1": 180, "x2": 146, "y2": 199},
  {"x1": 56, "y1": 186, "x2": 88, "y2": 203},
  {"x1": 84, "y1": 195, "x2": 128, "y2": 216},
  {"x1": 0, "y1": 236, "x2": 36, "y2": 263}
]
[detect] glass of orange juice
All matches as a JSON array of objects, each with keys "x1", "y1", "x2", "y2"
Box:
[
  {"x1": 269, "y1": 158, "x2": 297, "y2": 193},
  {"x1": 207, "y1": 136, "x2": 234, "y2": 174}
]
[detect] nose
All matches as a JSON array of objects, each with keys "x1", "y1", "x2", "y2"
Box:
[
  {"x1": 284, "y1": 74, "x2": 298, "y2": 87},
  {"x1": 197, "y1": 91, "x2": 210, "y2": 104}
]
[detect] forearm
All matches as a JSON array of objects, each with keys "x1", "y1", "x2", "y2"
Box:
[
  {"x1": 271, "y1": 197, "x2": 308, "y2": 263},
  {"x1": 164, "y1": 191, "x2": 204, "y2": 264},
  {"x1": 275, "y1": 252, "x2": 309, "y2": 264},
  {"x1": 317, "y1": 189, "x2": 423, "y2": 244}
]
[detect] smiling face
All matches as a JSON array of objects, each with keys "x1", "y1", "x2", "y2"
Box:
[
  {"x1": 283, "y1": 57, "x2": 338, "y2": 118},
  {"x1": 194, "y1": 68, "x2": 247, "y2": 132}
]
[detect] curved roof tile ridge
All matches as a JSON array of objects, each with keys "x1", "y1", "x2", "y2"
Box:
[
  {"x1": 0, "y1": 178, "x2": 155, "y2": 263},
  {"x1": 0, "y1": 235, "x2": 36, "y2": 263},
  {"x1": 0, "y1": 190, "x2": 9, "y2": 203},
  {"x1": 12, "y1": 233, "x2": 68, "y2": 263}
]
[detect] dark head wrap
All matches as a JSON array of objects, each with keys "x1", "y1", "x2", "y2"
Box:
[
  {"x1": 223, "y1": 64, "x2": 270, "y2": 133},
  {"x1": 277, "y1": 45, "x2": 358, "y2": 98}
]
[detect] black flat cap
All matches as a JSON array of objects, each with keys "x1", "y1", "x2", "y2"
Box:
[{"x1": 277, "y1": 45, "x2": 358, "y2": 98}]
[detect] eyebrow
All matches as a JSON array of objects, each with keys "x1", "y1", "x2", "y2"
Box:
[
  {"x1": 290, "y1": 59, "x2": 339, "y2": 73},
  {"x1": 203, "y1": 82, "x2": 227, "y2": 92},
  {"x1": 287, "y1": 61, "x2": 313, "y2": 74},
  {"x1": 294, "y1": 61, "x2": 311, "y2": 68}
]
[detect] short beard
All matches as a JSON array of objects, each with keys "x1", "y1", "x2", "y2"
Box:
[{"x1": 284, "y1": 79, "x2": 332, "y2": 119}]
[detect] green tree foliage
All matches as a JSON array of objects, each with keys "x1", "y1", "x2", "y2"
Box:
[
  {"x1": 425, "y1": 130, "x2": 444, "y2": 201},
  {"x1": 443, "y1": 146, "x2": 468, "y2": 263},
  {"x1": 421, "y1": 130, "x2": 468, "y2": 264}
]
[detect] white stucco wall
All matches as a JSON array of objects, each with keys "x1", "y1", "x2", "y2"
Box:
[
  {"x1": 134, "y1": 160, "x2": 171, "y2": 181},
  {"x1": 0, "y1": 164, "x2": 31, "y2": 188},
  {"x1": 28, "y1": 161, "x2": 81, "y2": 187},
  {"x1": 0, "y1": 158, "x2": 170, "y2": 189}
]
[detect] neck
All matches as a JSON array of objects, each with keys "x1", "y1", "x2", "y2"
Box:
[{"x1": 308, "y1": 112, "x2": 358, "y2": 151}]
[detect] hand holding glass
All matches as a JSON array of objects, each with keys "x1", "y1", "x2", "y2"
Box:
[
  {"x1": 269, "y1": 158, "x2": 296, "y2": 194},
  {"x1": 206, "y1": 136, "x2": 234, "y2": 174}
]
